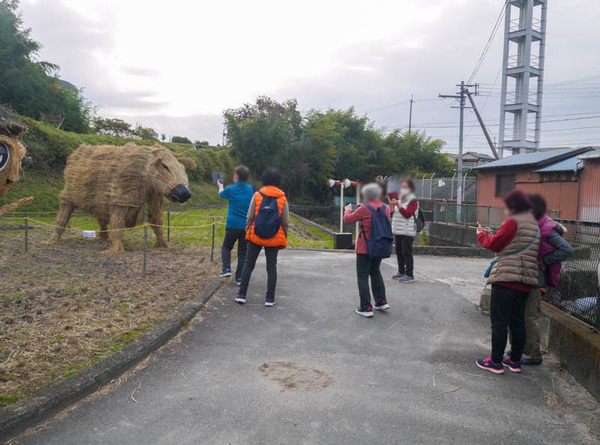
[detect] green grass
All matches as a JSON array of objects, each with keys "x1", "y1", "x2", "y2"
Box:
[{"x1": 1, "y1": 207, "x2": 332, "y2": 249}]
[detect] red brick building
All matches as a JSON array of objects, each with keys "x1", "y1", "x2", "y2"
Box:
[{"x1": 474, "y1": 147, "x2": 600, "y2": 221}]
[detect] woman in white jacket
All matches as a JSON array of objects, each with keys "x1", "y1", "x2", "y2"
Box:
[{"x1": 390, "y1": 178, "x2": 419, "y2": 283}]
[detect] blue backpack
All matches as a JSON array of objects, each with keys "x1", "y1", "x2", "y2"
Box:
[
  {"x1": 361, "y1": 204, "x2": 394, "y2": 259},
  {"x1": 253, "y1": 192, "x2": 282, "y2": 239}
]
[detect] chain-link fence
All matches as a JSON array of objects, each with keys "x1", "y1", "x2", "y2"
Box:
[
  {"x1": 432, "y1": 202, "x2": 560, "y2": 229},
  {"x1": 415, "y1": 176, "x2": 477, "y2": 202},
  {"x1": 544, "y1": 220, "x2": 600, "y2": 329}
]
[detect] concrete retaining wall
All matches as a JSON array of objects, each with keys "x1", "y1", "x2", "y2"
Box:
[{"x1": 542, "y1": 303, "x2": 600, "y2": 401}]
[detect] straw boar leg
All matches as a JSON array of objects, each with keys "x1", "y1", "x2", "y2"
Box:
[
  {"x1": 104, "y1": 206, "x2": 128, "y2": 254},
  {"x1": 148, "y1": 197, "x2": 168, "y2": 248},
  {"x1": 45, "y1": 202, "x2": 74, "y2": 244},
  {"x1": 97, "y1": 218, "x2": 109, "y2": 240}
]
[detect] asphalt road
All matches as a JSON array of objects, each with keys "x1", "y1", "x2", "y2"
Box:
[{"x1": 17, "y1": 251, "x2": 600, "y2": 444}]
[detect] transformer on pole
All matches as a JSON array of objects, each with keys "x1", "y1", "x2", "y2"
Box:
[{"x1": 498, "y1": 0, "x2": 548, "y2": 157}]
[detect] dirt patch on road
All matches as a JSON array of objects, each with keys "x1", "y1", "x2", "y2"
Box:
[
  {"x1": 0, "y1": 226, "x2": 219, "y2": 407},
  {"x1": 259, "y1": 361, "x2": 333, "y2": 393}
]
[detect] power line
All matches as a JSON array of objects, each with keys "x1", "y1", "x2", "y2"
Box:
[{"x1": 467, "y1": 1, "x2": 508, "y2": 84}]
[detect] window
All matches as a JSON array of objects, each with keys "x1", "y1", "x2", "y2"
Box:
[
  {"x1": 496, "y1": 174, "x2": 515, "y2": 196},
  {"x1": 540, "y1": 172, "x2": 578, "y2": 182}
]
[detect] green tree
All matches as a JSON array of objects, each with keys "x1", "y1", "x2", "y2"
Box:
[
  {"x1": 93, "y1": 117, "x2": 133, "y2": 138},
  {"x1": 0, "y1": 0, "x2": 92, "y2": 133},
  {"x1": 172, "y1": 136, "x2": 192, "y2": 144}
]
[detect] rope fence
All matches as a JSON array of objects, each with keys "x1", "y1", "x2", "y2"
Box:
[{"x1": 1, "y1": 208, "x2": 227, "y2": 274}]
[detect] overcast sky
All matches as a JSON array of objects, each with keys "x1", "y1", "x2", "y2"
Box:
[{"x1": 19, "y1": 0, "x2": 600, "y2": 154}]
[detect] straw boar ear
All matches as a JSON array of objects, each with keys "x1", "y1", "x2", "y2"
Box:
[{"x1": 178, "y1": 158, "x2": 196, "y2": 170}]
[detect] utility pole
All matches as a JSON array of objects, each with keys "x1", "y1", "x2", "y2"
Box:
[
  {"x1": 439, "y1": 82, "x2": 478, "y2": 213},
  {"x1": 408, "y1": 94, "x2": 414, "y2": 136}
]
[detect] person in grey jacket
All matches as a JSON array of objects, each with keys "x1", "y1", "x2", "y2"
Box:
[{"x1": 389, "y1": 178, "x2": 419, "y2": 283}]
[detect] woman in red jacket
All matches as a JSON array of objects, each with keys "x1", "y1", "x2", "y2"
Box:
[
  {"x1": 476, "y1": 190, "x2": 540, "y2": 374},
  {"x1": 343, "y1": 183, "x2": 391, "y2": 318}
]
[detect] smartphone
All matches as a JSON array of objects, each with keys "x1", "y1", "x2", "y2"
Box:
[{"x1": 212, "y1": 171, "x2": 225, "y2": 185}]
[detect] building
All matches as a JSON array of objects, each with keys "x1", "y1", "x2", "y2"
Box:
[
  {"x1": 474, "y1": 147, "x2": 600, "y2": 221},
  {"x1": 445, "y1": 151, "x2": 495, "y2": 169},
  {"x1": 462, "y1": 152, "x2": 496, "y2": 169}
]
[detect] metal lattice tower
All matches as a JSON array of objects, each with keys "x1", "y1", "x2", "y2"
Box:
[{"x1": 498, "y1": 0, "x2": 548, "y2": 157}]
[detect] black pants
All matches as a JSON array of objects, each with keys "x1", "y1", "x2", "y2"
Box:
[
  {"x1": 356, "y1": 254, "x2": 386, "y2": 310},
  {"x1": 490, "y1": 284, "x2": 529, "y2": 363},
  {"x1": 239, "y1": 241, "x2": 279, "y2": 301},
  {"x1": 221, "y1": 228, "x2": 247, "y2": 280},
  {"x1": 395, "y1": 235, "x2": 414, "y2": 278}
]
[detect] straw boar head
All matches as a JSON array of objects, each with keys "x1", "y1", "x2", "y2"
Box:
[
  {"x1": 149, "y1": 146, "x2": 194, "y2": 203},
  {"x1": 0, "y1": 135, "x2": 27, "y2": 198}
]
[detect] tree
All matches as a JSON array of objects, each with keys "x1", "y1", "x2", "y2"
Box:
[
  {"x1": 133, "y1": 124, "x2": 158, "y2": 141},
  {"x1": 172, "y1": 136, "x2": 192, "y2": 144},
  {"x1": 93, "y1": 117, "x2": 133, "y2": 138},
  {"x1": 160, "y1": 133, "x2": 166, "y2": 142},
  {"x1": 0, "y1": 0, "x2": 92, "y2": 133}
]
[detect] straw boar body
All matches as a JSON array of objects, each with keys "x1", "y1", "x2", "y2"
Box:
[{"x1": 47, "y1": 143, "x2": 193, "y2": 254}]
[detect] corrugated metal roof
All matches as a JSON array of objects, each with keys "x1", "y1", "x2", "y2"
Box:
[
  {"x1": 534, "y1": 156, "x2": 582, "y2": 173},
  {"x1": 474, "y1": 147, "x2": 592, "y2": 170},
  {"x1": 578, "y1": 150, "x2": 600, "y2": 160}
]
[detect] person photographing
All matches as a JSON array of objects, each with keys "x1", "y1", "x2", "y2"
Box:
[
  {"x1": 217, "y1": 166, "x2": 255, "y2": 284},
  {"x1": 389, "y1": 178, "x2": 419, "y2": 283},
  {"x1": 475, "y1": 190, "x2": 540, "y2": 375}
]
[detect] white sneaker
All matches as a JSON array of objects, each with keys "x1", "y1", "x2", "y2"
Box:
[
  {"x1": 265, "y1": 301, "x2": 276, "y2": 307},
  {"x1": 235, "y1": 296, "x2": 246, "y2": 304}
]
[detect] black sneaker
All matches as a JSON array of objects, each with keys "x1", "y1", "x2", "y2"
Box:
[
  {"x1": 235, "y1": 278, "x2": 241, "y2": 286},
  {"x1": 502, "y1": 357, "x2": 522, "y2": 373},
  {"x1": 235, "y1": 295, "x2": 246, "y2": 304}
]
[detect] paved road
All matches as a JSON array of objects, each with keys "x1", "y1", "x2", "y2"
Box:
[{"x1": 18, "y1": 251, "x2": 600, "y2": 444}]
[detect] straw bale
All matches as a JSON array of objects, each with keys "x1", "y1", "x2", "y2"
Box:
[{"x1": 47, "y1": 143, "x2": 195, "y2": 254}]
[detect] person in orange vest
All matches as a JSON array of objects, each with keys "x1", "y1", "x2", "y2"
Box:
[{"x1": 236, "y1": 168, "x2": 289, "y2": 307}]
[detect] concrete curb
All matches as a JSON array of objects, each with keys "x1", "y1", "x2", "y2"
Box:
[
  {"x1": 0, "y1": 276, "x2": 225, "y2": 442},
  {"x1": 542, "y1": 302, "x2": 600, "y2": 401}
]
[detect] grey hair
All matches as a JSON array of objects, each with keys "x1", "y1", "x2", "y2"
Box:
[{"x1": 361, "y1": 183, "x2": 382, "y2": 202}]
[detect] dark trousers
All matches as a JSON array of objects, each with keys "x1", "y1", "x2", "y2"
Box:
[
  {"x1": 221, "y1": 228, "x2": 247, "y2": 280},
  {"x1": 490, "y1": 284, "x2": 529, "y2": 363},
  {"x1": 356, "y1": 254, "x2": 386, "y2": 310},
  {"x1": 395, "y1": 235, "x2": 414, "y2": 277},
  {"x1": 239, "y1": 241, "x2": 279, "y2": 301}
]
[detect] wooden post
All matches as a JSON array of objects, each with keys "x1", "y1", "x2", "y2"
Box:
[
  {"x1": 167, "y1": 209, "x2": 171, "y2": 242},
  {"x1": 143, "y1": 209, "x2": 148, "y2": 275},
  {"x1": 211, "y1": 217, "x2": 215, "y2": 262},
  {"x1": 24, "y1": 210, "x2": 28, "y2": 253}
]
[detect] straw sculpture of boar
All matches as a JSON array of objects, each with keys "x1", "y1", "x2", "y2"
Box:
[{"x1": 46, "y1": 143, "x2": 196, "y2": 254}]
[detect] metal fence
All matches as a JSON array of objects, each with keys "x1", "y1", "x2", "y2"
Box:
[
  {"x1": 432, "y1": 202, "x2": 599, "y2": 329},
  {"x1": 544, "y1": 220, "x2": 600, "y2": 329},
  {"x1": 433, "y1": 202, "x2": 560, "y2": 229},
  {"x1": 415, "y1": 175, "x2": 477, "y2": 202}
]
